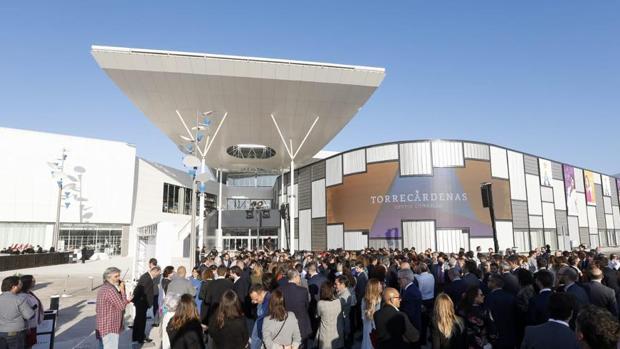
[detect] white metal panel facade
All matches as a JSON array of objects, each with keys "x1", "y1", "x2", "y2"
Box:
[
  {"x1": 299, "y1": 209, "x2": 312, "y2": 251},
  {"x1": 606, "y1": 214, "x2": 615, "y2": 230},
  {"x1": 576, "y1": 193, "x2": 588, "y2": 227},
  {"x1": 366, "y1": 144, "x2": 399, "y2": 163},
  {"x1": 402, "y1": 221, "x2": 435, "y2": 250},
  {"x1": 431, "y1": 141, "x2": 464, "y2": 168},
  {"x1": 490, "y1": 146, "x2": 509, "y2": 179},
  {"x1": 590, "y1": 235, "x2": 600, "y2": 248},
  {"x1": 587, "y1": 206, "x2": 598, "y2": 234},
  {"x1": 287, "y1": 184, "x2": 298, "y2": 219},
  {"x1": 325, "y1": 156, "x2": 342, "y2": 186},
  {"x1": 613, "y1": 206, "x2": 620, "y2": 230},
  {"x1": 463, "y1": 143, "x2": 490, "y2": 160},
  {"x1": 530, "y1": 230, "x2": 545, "y2": 249},
  {"x1": 311, "y1": 179, "x2": 326, "y2": 218},
  {"x1": 470, "y1": 238, "x2": 494, "y2": 252},
  {"x1": 496, "y1": 221, "x2": 514, "y2": 251},
  {"x1": 542, "y1": 202, "x2": 556, "y2": 228},
  {"x1": 544, "y1": 230, "x2": 558, "y2": 250},
  {"x1": 507, "y1": 151, "x2": 527, "y2": 201},
  {"x1": 514, "y1": 231, "x2": 530, "y2": 252},
  {"x1": 574, "y1": 168, "x2": 585, "y2": 192},
  {"x1": 541, "y1": 187, "x2": 554, "y2": 203},
  {"x1": 344, "y1": 231, "x2": 368, "y2": 250},
  {"x1": 592, "y1": 172, "x2": 601, "y2": 185},
  {"x1": 399, "y1": 142, "x2": 432, "y2": 176},
  {"x1": 604, "y1": 197, "x2": 612, "y2": 214},
  {"x1": 327, "y1": 224, "x2": 344, "y2": 249},
  {"x1": 568, "y1": 216, "x2": 580, "y2": 243},
  {"x1": 552, "y1": 179, "x2": 566, "y2": 210},
  {"x1": 343, "y1": 149, "x2": 366, "y2": 175},
  {"x1": 529, "y1": 216, "x2": 544, "y2": 229},
  {"x1": 602, "y1": 175, "x2": 612, "y2": 196},
  {"x1": 436, "y1": 229, "x2": 467, "y2": 253},
  {"x1": 526, "y1": 174, "x2": 542, "y2": 215}
]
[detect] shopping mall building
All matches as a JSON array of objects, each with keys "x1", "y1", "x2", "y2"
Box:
[{"x1": 1, "y1": 45, "x2": 619, "y2": 273}]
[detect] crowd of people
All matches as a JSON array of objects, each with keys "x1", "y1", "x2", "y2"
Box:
[
  {"x1": 88, "y1": 245, "x2": 620, "y2": 349},
  {"x1": 0, "y1": 275, "x2": 45, "y2": 349},
  {"x1": 0, "y1": 244, "x2": 47, "y2": 255}
]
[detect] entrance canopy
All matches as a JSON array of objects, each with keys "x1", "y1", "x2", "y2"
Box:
[{"x1": 91, "y1": 45, "x2": 385, "y2": 173}]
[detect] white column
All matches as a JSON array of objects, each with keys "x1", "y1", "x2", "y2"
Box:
[
  {"x1": 216, "y1": 169, "x2": 223, "y2": 252},
  {"x1": 289, "y1": 160, "x2": 295, "y2": 255},
  {"x1": 198, "y1": 159, "x2": 206, "y2": 251},
  {"x1": 280, "y1": 169, "x2": 286, "y2": 250}
]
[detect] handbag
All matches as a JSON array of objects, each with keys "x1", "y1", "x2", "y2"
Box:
[{"x1": 369, "y1": 328, "x2": 378, "y2": 348}]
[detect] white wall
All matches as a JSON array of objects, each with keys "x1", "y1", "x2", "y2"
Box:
[{"x1": 0, "y1": 127, "x2": 136, "y2": 224}]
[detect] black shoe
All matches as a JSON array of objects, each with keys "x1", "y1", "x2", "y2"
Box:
[
  {"x1": 152, "y1": 323, "x2": 160, "y2": 327},
  {"x1": 144, "y1": 338, "x2": 153, "y2": 343}
]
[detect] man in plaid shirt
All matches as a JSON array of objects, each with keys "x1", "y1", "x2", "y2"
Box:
[{"x1": 96, "y1": 267, "x2": 131, "y2": 349}]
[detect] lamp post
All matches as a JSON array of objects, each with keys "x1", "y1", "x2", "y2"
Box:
[
  {"x1": 176, "y1": 110, "x2": 228, "y2": 268},
  {"x1": 49, "y1": 149, "x2": 68, "y2": 251}
]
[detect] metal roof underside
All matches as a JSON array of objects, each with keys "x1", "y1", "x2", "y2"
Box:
[{"x1": 91, "y1": 45, "x2": 385, "y2": 173}]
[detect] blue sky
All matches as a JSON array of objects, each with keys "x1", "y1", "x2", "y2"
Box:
[{"x1": 1, "y1": 1, "x2": 618, "y2": 174}]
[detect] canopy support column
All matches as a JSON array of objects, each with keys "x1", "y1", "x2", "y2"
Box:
[
  {"x1": 270, "y1": 114, "x2": 319, "y2": 255},
  {"x1": 216, "y1": 169, "x2": 223, "y2": 252}
]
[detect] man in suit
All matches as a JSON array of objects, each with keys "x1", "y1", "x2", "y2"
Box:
[
  {"x1": 558, "y1": 267, "x2": 589, "y2": 307},
  {"x1": 597, "y1": 256, "x2": 620, "y2": 312},
  {"x1": 397, "y1": 268, "x2": 422, "y2": 348},
  {"x1": 132, "y1": 265, "x2": 161, "y2": 344},
  {"x1": 306, "y1": 262, "x2": 326, "y2": 336},
  {"x1": 204, "y1": 265, "x2": 234, "y2": 322},
  {"x1": 354, "y1": 262, "x2": 368, "y2": 334},
  {"x1": 444, "y1": 268, "x2": 468, "y2": 307},
  {"x1": 462, "y1": 260, "x2": 481, "y2": 289},
  {"x1": 528, "y1": 270, "x2": 554, "y2": 326},
  {"x1": 431, "y1": 255, "x2": 448, "y2": 292},
  {"x1": 230, "y1": 265, "x2": 251, "y2": 317},
  {"x1": 485, "y1": 274, "x2": 517, "y2": 349},
  {"x1": 280, "y1": 269, "x2": 312, "y2": 348},
  {"x1": 148, "y1": 258, "x2": 161, "y2": 326},
  {"x1": 583, "y1": 267, "x2": 618, "y2": 316},
  {"x1": 500, "y1": 262, "x2": 520, "y2": 295},
  {"x1": 373, "y1": 287, "x2": 419, "y2": 349},
  {"x1": 521, "y1": 293, "x2": 579, "y2": 349}
]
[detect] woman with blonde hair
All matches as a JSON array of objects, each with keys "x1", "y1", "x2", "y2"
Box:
[
  {"x1": 431, "y1": 293, "x2": 466, "y2": 349},
  {"x1": 360, "y1": 279, "x2": 382, "y2": 349},
  {"x1": 251, "y1": 263, "x2": 264, "y2": 285}
]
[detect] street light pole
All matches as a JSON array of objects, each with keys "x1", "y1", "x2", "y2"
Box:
[{"x1": 51, "y1": 149, "x2": 67, "y2": 251}]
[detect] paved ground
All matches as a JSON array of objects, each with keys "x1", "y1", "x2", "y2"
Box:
[{"x1": 0, "y1": 257, "x2": 160, "y2": 349}]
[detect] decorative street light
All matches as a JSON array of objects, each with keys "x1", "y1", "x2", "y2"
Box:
[
  {"x1": 48, "y1": 149, "x2": 68, "y2": 251},
  {"x1": 176, "y1": 110, "x2": 228, "y2": 267}
]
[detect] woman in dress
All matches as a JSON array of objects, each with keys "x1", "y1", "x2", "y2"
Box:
[
  {"x1": 431, "y1": 293, "x2": 466, "y2": 349},
  {"x1": 199, "y1": 267, "x2": 214, "y2": 324},
  {"x1": 360, "y1": 279, "x2": 382, "y2": 349},
  {"x1": 166, "y1": 293, "x2": 205, "y2": 349},
  {"x1": 209, "y1": 290, "x2": 250, "y2": 349},
  {"x1": 315, "y1": 281, "x2": 344, "y2": 349},
  {"x1": 190, "y1": 267, "x2": 202, "y2": 316},
  {"x1": 262, "y1": 289, "x2": 301, "y2": 349},
  {"x1": 458, "y1": 287, "x2": 493, "y2": 349}
]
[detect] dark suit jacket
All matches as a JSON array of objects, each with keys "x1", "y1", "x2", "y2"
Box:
[
  {"x1": 400, "y1": 283, "x2": 422, "y2": 330},
  {"x1": 485, "y1": 288, "x2": 517, "y2": 349},
  {"x1": 527, "y1": 290, "x2": 552, "y2": 326},
  {"x1": 355, "y1": 272, "x2": 368, "y2": 301},
  {"x1": 444, "y1": 278, "x2": 468, "y2": 306},
  {"x1": 373, "y1": 305, "x2": 419, "y2": 349},
  {"x1": 204, "y1": 278, "x2": 234, "y2": 321},
  {"x1": 133, "y1": 272, "x2": 154, "y2": 308},
  {"x1": 233, "y1": 276, "x2": 251, "y2": 316},
  {"x1": 521, "y1": 321, "x2": 579, "y2": 349},
  {"x1": 501, "y1": 272, "x2": 520, "y2": 295},
  {"x1": 602, "y1": 267, "x2": 620, "y2": 295},
  {"x1": 462, "y1": 273, "x2": 480, "y2": 289},
  {"x1": 584, "y1": 281, "x2": 618, "y2": 316},
  {"x1": 280, "y1": 282, "x2": 312, "y2": 339},
  {"x1": 565, "y1": 283, "x2": 589, "y2": 307},
  {"x1": 431, "y1": 263, "x2": 448, "y2": 285}
]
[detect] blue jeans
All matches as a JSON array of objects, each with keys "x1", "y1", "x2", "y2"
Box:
[
  {"x1": 0, "y1": 331, "x2": 26, "y2": 349},
  {"x1": 98, "y1": 333, "x2": 119, "y2": 349}
]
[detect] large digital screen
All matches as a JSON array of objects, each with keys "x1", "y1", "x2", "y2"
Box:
[{"x1": 326, "y1": 160, "x2": 511, "y2": 239}]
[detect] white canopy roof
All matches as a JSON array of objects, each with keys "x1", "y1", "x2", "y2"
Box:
[{"x1": 91, "y1": 45, "x2": 385, "y2": 172}]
